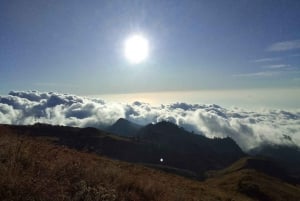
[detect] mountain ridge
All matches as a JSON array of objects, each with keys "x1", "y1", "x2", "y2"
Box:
[
  {"x1": 1, "y1": 121, "x2": 245, "y2": 176},
  {"x1": 106, "y1": 118, "x2": 142, "y2": 137}
]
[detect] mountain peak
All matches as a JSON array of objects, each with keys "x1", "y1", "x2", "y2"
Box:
[
  {"x1": 107, "y1": 118, "x2": 142, "y2": 137},
  {"x1": 155, "y1": 121, "x2": 182, "y2": 129},
  {"x1": 115, "y1": 118, "x2": 129, "y2": 124},
  {"x1": 145, "y1": 121, "x2": 183, "y2": 132},
  {"x1": 138, "y1": 121, "x2": 188, "y2": 141},
  {"x1": 137, "y1": 121, "x2": 245, "y2": 172}
]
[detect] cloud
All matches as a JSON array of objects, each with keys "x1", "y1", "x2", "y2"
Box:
[
  {"x1": 267, "y1": 39, "x2": 300, "y2": 52},
  {"x1": 263, "y1": 64, "x2": 290, "y2": 69},
  {"x1": 234, "y1": 64, "x2": 299, "y2": 78},
  {"x1": 0, "y1": 91, "x2": 299, "y2": 151},
  {"x1": 253, "y1": 57, "x2": 281, "y2": 63},
  {"x1": 233, "y1": 71, "x2": 281, "y2": 77}
]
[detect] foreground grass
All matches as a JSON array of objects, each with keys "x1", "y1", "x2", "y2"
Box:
[
  {"x1": 1, "y1": 125, "x2": 300, "y2": 201},
  {"x1": 0, "y1": 126, "x2": 217, "y2": 201}
]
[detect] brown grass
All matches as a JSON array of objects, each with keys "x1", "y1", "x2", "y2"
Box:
[
  {"x1": 0, "y1": 126, "x2": 200, "y2": 201},
  {"x1": 1, "y1": 125, "x2": 300, "y2": 201}
]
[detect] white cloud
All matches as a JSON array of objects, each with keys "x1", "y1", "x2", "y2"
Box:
[
  {"x1": 0, "y1": 91, "x2": 299, "y2": 151},
  {"x1": 253, "y1": 57, "x2": 281, "y2": 63},
  {"x1": 267, "y1": 39, "x2": 300, "y2": 51},
  {"x1": 233, "y1": 64, "x2": 300, "y2": 78},
  {"x1": 233, "y1": 71, "x2": 281, "y2": 77},
  {"x1": 263, "y1": 64, "x2": 290, "y2": 69}
]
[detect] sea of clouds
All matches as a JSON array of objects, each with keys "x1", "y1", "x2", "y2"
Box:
[{"x1": 0, "y1": 91, "x2": 299, "y2": 151}]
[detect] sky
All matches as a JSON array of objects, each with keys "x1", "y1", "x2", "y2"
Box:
[{"x1": 1, "y1": 0, "x2": 300, "y2": 108}]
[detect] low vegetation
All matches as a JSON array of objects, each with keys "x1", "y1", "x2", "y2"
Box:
[
  {"x1": 1, "y1": 125, "x2": 300, "y2": 201},
  {"x1": 0, "y1": 126, "x2": 214, "y2": 201}
]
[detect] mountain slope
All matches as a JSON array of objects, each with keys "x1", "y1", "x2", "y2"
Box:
[
  {"x1": 249, "y1": 144, "x2": 300, "y2": 178},
  {"x1": 206, "y1": 157, "x2": 289, "y2": 181},
  {"x1": 2, "y1": 122, "x2": 246, "y2": 176},
  {"x1": 137, "y1": 121, "x2": 246, "y2": 172},
  {"x1": 1, "y1": 125, "x2": 300, "y2": 201},
  {"x1": 107, "y1": 118, "x2": 142, "y2": 137},
  {"x1": 205, "y1": 157, "x2": 300, "y2": 201}
]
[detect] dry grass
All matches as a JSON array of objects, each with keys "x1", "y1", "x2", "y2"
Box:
[
  {"x1": 205, "y1": 167, "x2": 300, "y2": 201},
  {"x1": 0, "y1": 126, "x2": 202, "y2": 201},
  {"x1": 1, "y1": 125, "x2": 300, "y2": 201}
]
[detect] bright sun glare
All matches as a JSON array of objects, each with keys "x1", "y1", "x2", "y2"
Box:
[{"x1": 124, "y1": 34, "x2": 149, "y2": 64}]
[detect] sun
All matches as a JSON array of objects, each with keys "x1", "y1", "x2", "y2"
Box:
[{"x1": 124, "y1": 34, "x2": 149, "y2": 64}]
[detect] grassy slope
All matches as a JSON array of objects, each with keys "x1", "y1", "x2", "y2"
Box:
[
  {"x1": 206, "y1": 170, "x2": 300, "y2": 201},
  {"x1": 1, "y1": 125, "x2": 300, "y2": 201},
  {"x1": 205, "y1": 158, "x2": 300, "y2": 201},
  {"x1": 6, "y1": 123, "x2": 245, "y2": 175}
]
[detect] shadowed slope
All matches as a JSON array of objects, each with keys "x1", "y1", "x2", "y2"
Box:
[
  {"x1": 205, "y1": 157, "x2": 300, "y2": 201},
  {"x1": 107, "y1": 118, "x2": 142, "y2": 137},
  {"x1": 137, "y1": 121, "x2": 245, "y2": 172},
  {"x1": 249, "y1": 144, "x2": 300, "y2": 178},
  {"x1": 2, "y1": 122, "x2": 245, "y2": 176}
]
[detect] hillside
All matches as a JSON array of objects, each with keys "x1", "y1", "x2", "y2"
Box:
[
  {"x1": 206, "y1": 157, "x2": 290, "y2": 182},
  {"x1": 137, "y1": 121, "x2": 245, "y2": 173},
  {"x1": 3, "y1": 122, "x2": 245, "y2": 177},
  {"x1": 205, "y1": 157, "x2": 300, "y2": 201},
  {"x1": 249, "y1": 144, "x2": 300, "y2": 178},
  {"x1": 1, "y1": 125, "x2": 300, "y2": 201}
]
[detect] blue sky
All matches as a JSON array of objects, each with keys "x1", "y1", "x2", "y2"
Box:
[{"x1": 1, "y1": 0, "x2": 300, "y2": 103}]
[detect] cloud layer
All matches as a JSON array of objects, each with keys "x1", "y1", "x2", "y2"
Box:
[
  {"x1": 1, "y1": 91, "x2": 299, "y2": 151},
  {"x1": 267, "y1": 39, "x2": 300, "y2": 52}
]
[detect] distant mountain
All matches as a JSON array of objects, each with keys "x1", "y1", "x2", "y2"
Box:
[
  {"x1": 249, "y1": 144, "x2": 300, "y2": 178},
  {"x1": 107, "y1": 118, "x2": 142, "y2": 137},
  {"x1": 2, "y1": 122, "x2": 245, "y2": 177},
  {"x1": 138, "y1": 121, "x2": 243, "y2": 154},
  {"x1": 136, "y1": 121, "x2": 246, "y2": 173}
]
